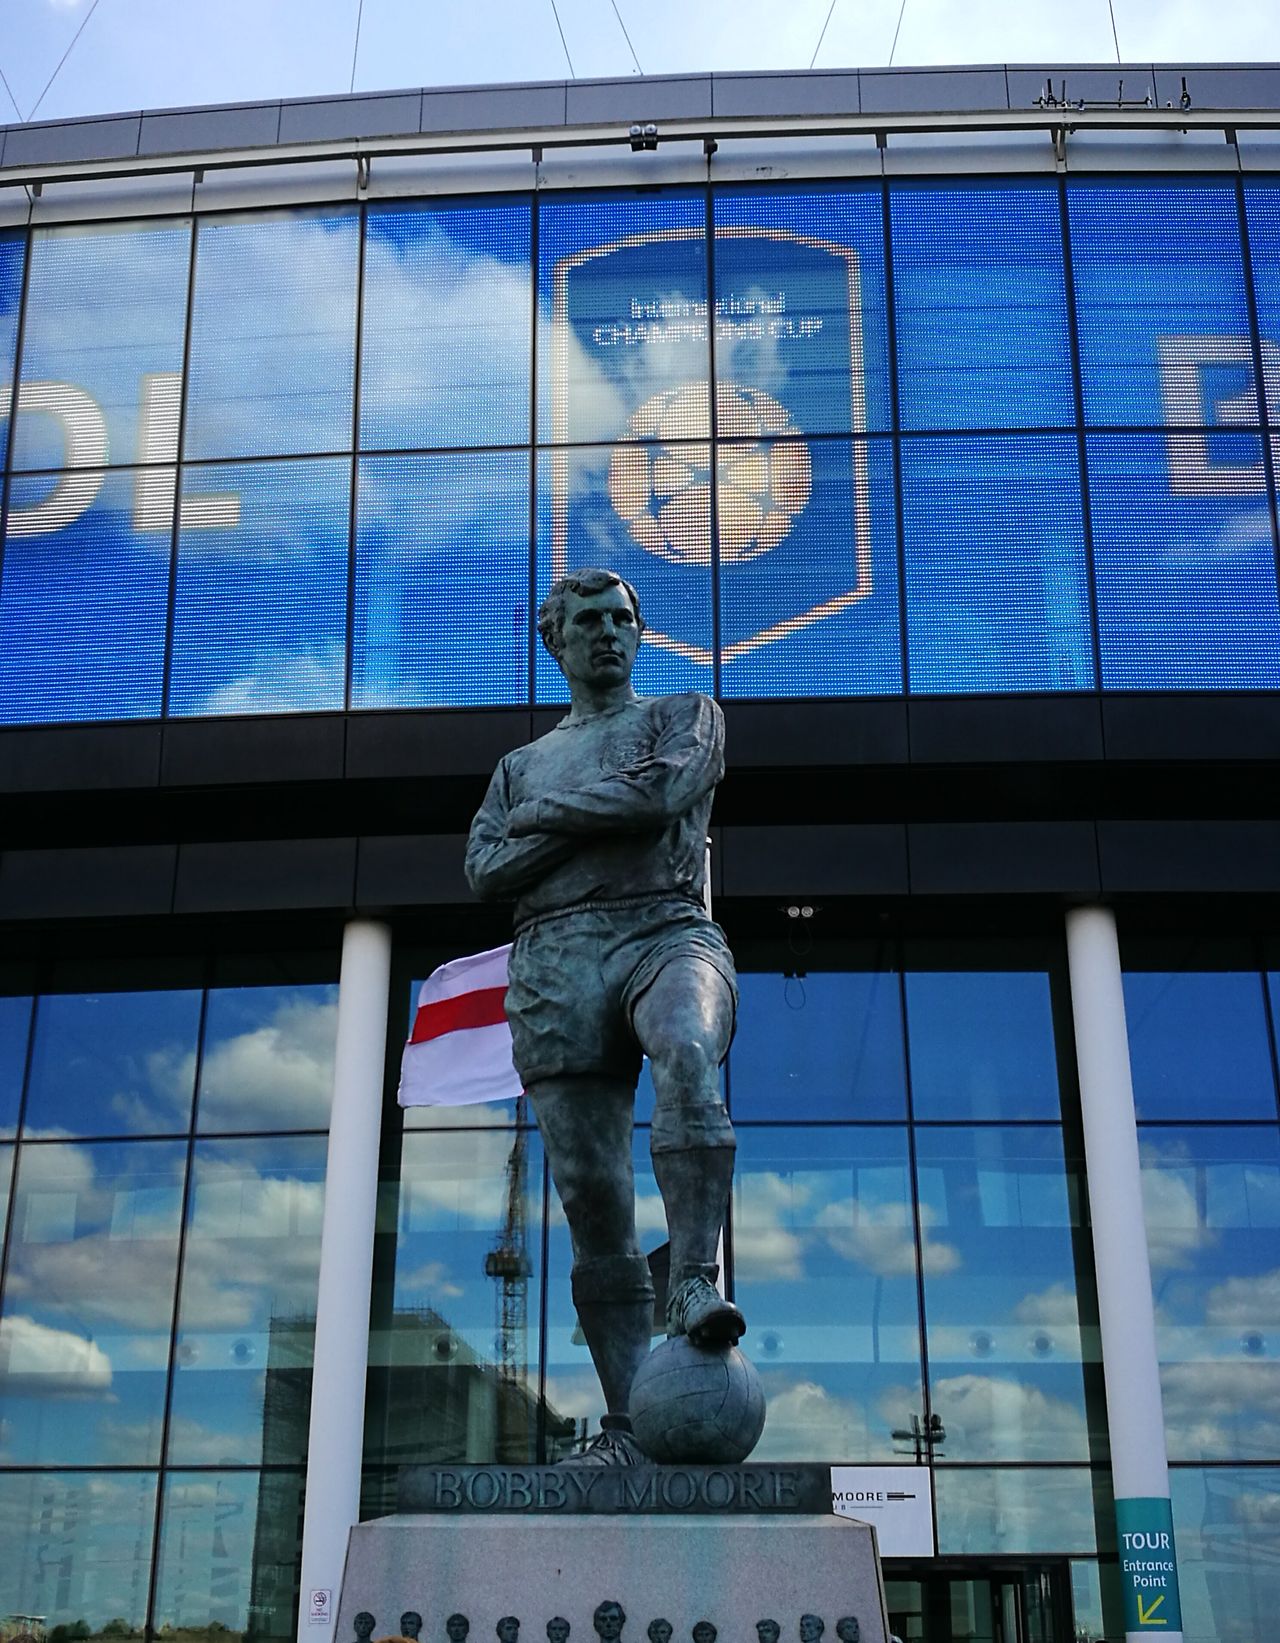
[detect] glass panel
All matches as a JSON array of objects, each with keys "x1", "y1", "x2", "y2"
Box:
[
  {"x1": 1124, "y1": 947, "x2": 1277, "y2": 1120},
  {"x1": 1, "y1": 230, "x2": 28, "y2": 450},
  {"x1": 0, "y1": 994, "x2": 32, "y2": 1135},
  {"x1": 718, "y1": 435, "x2": 902, "y2": 700},
  {"x1": 1068, "y1": 179, "x2": 1256, "y2": 427},
  {"x1": 535, "y1": 443, "x2": 712, "y2": 701},
  {"x1": 366, "y1": 1125, "x2": 545, "y2": 1465},
  {"x1": 184, "y1": 210, "x2": 359, "y2": 460},
  {"x1": 934, "y1": 1466, "x2": 1099, "y2": 1554},
  {"x1": 1139, "y1": 1126, "x2": 1280, "y2": 1462},
  {"x1": 353, "y1": 450, "x2": 530, "y2": 709},
  {"x1": 901, "y1": 434, "x2": 1094, "y2": 694},
  {"x1": 23, "y1": 989, "x2": 202, "y2": 1137},
  {"x1": 168, "y1": 1135, "x2": 328, "y2": 1465},
  {"x1": 361, "y1": 197, "x2": 531, "y2": 451},
  {"x1": 196, "y1": 984, "x2": 338, "y2": 1133},
  {"x1": 153, "y1": 1469, "x2": 305, "y2": 1643},
  {"x1": 891, "y1": 181, "x2": 1074, "y2": 431},
  {"x1": 537, "y1": 190, "x2": 707, "y2": 447},
  {"x1": 905, "y1": 953, "x2": 1064, "y2": 1122},
  {"x1": 0, "y1": 465, "x2": 170, "y2": 723},
  {"x1": 12, "y1": 220, "x2": 191, "y2": 471},
  {"x1": 0, "y1": 1470, "x2": 157, "y2": 1633},
  {"x1": 733, "y1": 1126, "x2": 922, "y2": 1462},
  {"x1": 0, "y1": 1140, "x2": 12, "y2": 1244},
  {"x1": 730, "y1": 966, "x2": 906, "y2": 1120},
  {"x1": 713, "y1": 183, "x2": 891, "y2": 435},
  {"x1": 914, "y1": 1127, "x2": 1095, "y2": 1462},
  {"x1": 1088, "y1": 431, "x2": 1280, "y2": 689},
  {"x1": 168, "y1": 456, "x2": 350, "y2": 716},
  {"x1": 1169, "y1": 1466, "x2": 1280, "y2": 1643},
  {"x1": 0, "y1": 1139, "x2": 185, "y2": 1463}
]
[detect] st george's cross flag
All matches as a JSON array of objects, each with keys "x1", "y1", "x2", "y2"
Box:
[{"x1": 397, "y1": 943, "x2": 523, "y2": 1107}]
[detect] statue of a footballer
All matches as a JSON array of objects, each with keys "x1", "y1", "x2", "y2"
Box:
[{"x1": 465, "y1": 567, "x2": 743, "y2": 1465}]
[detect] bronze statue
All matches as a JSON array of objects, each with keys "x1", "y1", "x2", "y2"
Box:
[{"x1": 467, "y1": 566, "x2": 742, "y2": 1466}]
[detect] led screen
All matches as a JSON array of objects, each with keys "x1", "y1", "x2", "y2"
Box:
[
  {"x1": 353, "y1": 449, "x2": 529, "y2": 708},
  {"x1": 1244, "y1": 182, "x2": 1280, "y2": 449},
  {"x1": 891, "y1": 181, "x2": 1074, "y2": 432},
  {"x1": 11, "y1": 220, "x2": 191, "y2": 473},
  {"x1": 902, "y1": 434, "x2": 1094, "y2": 694},
  {"x1": 1088, "y1": 432, "x2": 1280, "y2": 688},
  {"x1": 361, "y1": 197, "x2": 531, "y2": 452},
  {"x1": 183, "y1": 210, "x2": 359, "y2": 461},
  {"x1": 0, "y1": 465, "x2": 170, "y2": 722},
  {"x1": 167, "y1": 457, "x2": 351, "y2": 716},
  {"x1": 0, "y1": 231, "x2": 23, "y2": 451},
  {"x1": 1068, "y1": 179, "x2": 1258, "y2": 428}
]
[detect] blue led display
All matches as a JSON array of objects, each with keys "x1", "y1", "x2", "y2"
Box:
[
  {"x1": 167, "y1": 458, "x2": 351, "y2": 716},
  {"x1": 535, "y1": 442, "x2": 712, "y2": 701},
  {"x1": 184, "y1": 211, "x2": 359, "y2": 461},
  {"x1": 1, "y1": 181, "x2": 1280, "y2": 723},
  {"x1": 362, "y1": 198, "x2": 531, "y2": 453},
  {"x1": 902, "y1": 434, "x2": 1094, "y2": 694},
  {"x1": 0, "y1": 231, "x2": 22, "y2": 455},
  {"x1": 11, "y1": 221, "x2": 191, "y2": 473},
  {"x1": 713, "y1": 184, "x2": 891, "y2": 435},
  {"x1": 0, "y1": 465, "x2": 170, "y2": 722},
  {"x1": 1088, "y1": 431, "x2": 1280, "y2": 688},
  {"x1": 536, "y1": 191, "x2": 708, "y2": 447},
  {"x1": 891, "y1": 181, "x2": 1074, "y2": 432},
  {"x1": 1068, "y1": 179, "x2": 1257, "y2": 428},
  {"x1": 719, "y1": 436, "x2": 901, "y2": 699},
  {"x1": 353, "y1": 450, "x2": 529, "y2": 708}
]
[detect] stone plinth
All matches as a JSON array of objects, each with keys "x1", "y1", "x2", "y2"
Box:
[{"x1": 336, "y1": 1513, "x2": 889, "y2": 1643}]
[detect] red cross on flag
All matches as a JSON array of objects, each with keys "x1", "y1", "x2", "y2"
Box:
[{"x1": 398, "y1": 943, "x2": 522, "y2": 1107}]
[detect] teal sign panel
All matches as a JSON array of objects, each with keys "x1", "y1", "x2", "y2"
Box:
[{"x1": 1116, "y1": 1496, "x2": 1184, "y2": 1632}]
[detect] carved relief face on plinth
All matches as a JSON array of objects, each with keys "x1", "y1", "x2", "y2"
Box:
[
  {"x1": 548, "y1": 1619, "x2": 571, "y2": 1643},
  {"x1": 835, "y1": 1622, "x2": 860, "y2": 1643},
  {"x1": 648, "y1": 1622, "x2": 672, "y2": 1643},
  {"x1": 692, "y1": 1624, "x2": 717, "y2": 1643},
  {"x1": 402, "y1": 1615, "x2": 423, "y2": 1639},
  {"x1": 497, "y1": 1620, "x2": 520, "y2": 1643},
  {"x1": 799, "y1": 1618, "x2": 825, "y2": 1643},
  {"x1": 593, "y1": 1602, "x2": 626, "y2": 1643},
  {"x1": 447, "y1": 1617, "x2": 470, "y2": 1643},
  {"x1": 354, "y1": 1615, "x2": 376, "y2": 1641},
  {"x1": 756, "y1": 1623, "x2": 780, "y2": 1643}
]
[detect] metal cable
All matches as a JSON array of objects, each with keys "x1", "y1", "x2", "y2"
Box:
[
  {"x1": 350, "y1": 0, "x2": 366, "y2": 93},
  {"x1": 549, "y1": 0, "x2": 577, "y2": 78},
  {"x1": 27, "y1": 0, "x2": 105, "y2": 122},
  {"x1": 1106, "y1": 0, "x2": 1122, "y2": 64},
  {"x1": 887, "y1": 0, "x2": 909, "y2": 67},
  {"x1": 609, "y1": 0, "x2": 643, "y2": 75},
  {"x1": 809, "y1": 0, "x2": 838, "y2": 70},
  {"x1": 0, "y1": 61, "x2": 25, "y2": 123}
]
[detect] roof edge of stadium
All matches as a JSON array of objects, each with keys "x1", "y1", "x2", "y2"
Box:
[{"x1": 2, "y1": 60, "x2": 1280, "y2": 184}]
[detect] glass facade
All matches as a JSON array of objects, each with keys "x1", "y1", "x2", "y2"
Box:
[
  {"x1": 0, "y1": 966, "x2": 339, "y2": 1643},
  {"x1": 4, "y1": 176, "x2": 1280, "y2": 723}
]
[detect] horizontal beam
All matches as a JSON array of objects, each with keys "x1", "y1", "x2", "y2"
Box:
[{"x1": 0, "y1": 104, "x2": 1270, "y2": 192}]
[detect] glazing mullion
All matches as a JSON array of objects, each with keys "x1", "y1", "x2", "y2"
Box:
[
  {"x1": 706, "y1": 172, "x2": 723, "y2": 699},
  {"x1": 159, "y1": 216, "x2": 201, "y2": 720},
  {"x1": 345, "y1": 203, "x2": 369, "y2": 716},
  {"x1": 528, "y1": 188, "x2": 540, "y2": 708},
  {"x1": 0, "y1": 991, "x2": 40, "y2": 1332},
  {"x1": 144, "y1": 976, "x2": 212, "y2": 1642},
  {"x1": 1058, "y1": 180, "x2": 1112, "y2": 701}
]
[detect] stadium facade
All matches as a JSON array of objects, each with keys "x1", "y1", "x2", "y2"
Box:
[{"x1": 2, "y1": 59, "x2": 1280, "y2": 1643}]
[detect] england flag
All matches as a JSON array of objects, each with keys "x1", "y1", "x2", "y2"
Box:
[{"x1": 398, "y1": 943, "x2": 522, "y2": 1107}]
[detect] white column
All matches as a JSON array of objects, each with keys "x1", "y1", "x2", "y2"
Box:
[
  {"x1": 1065, "y1": 906, "x2": 1183, "y2": 1642},
  {"x1": 298, "y1": 919, "x2": 392, "y2": 1643}
]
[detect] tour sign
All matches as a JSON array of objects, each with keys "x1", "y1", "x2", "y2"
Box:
[{"x1": 1116, "y1": 1498, "x2": 1184, "y2": 1635}]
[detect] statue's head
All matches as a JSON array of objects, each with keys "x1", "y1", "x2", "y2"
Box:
[
  {"x1": 538, "y1": 569, "x2": 645, "y2": 690},
  {"x1": 593, "y1": 1603, "x2": 626, "y2": 1642}
]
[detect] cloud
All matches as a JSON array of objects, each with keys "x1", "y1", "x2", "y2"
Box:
[
  {"x1": 753, "y1": 1375, "x2": 880, "y2": 1461},
  {"x1": 195, "y1": 990, "x2": 339, "y2": 1128},
  {"x1": 0, "y1": 1313, "x2": 113, "y2": 1393},
  {"x1": 396, "y1": 1259, "x2": 464, "y2": 1301},
  {"x1": 929, "y1": 1372, "x2": 1089, "y2": 1461},
  {"x1": 1204, "y1": 1266, "x2": 1280, "y2": 1329},
  {"x1": 1160, "y1": 1358, "x2": 1280, "y2": 1458},
  {"x1": 1014, "y1": 1282, "x2": 1087, "y2": 1329},
  {"x1": 733, "y1": 1170, "x2": 807, "y2": 1281},
  {"x1": 194, "y1": 643, "x2": 346, "y2": 717},
  {"x1": 1140, "y1": 1142, "x2": 1212, "y2": 1271}
]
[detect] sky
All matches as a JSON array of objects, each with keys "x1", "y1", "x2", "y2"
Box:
[{"x1": 2, "y1": 0, "x2": 1280, "y2": 129}]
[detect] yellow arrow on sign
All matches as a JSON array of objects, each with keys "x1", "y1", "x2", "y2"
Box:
[{"x1": 1136, "y1": 1594, "x2": 1167, "y2": 1625}]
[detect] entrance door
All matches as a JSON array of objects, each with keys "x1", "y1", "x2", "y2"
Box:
[{"x1": 883, "y1": 1566, "x2": 1068, "y2": 1643}]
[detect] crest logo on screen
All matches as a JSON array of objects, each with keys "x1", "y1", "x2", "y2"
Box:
[
  {"x1": 550, "y1": 224, "x2": 873, "y2": 669},
  {"x1": 608, "y1": 383, "x2": 812, "y2": 566}
]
